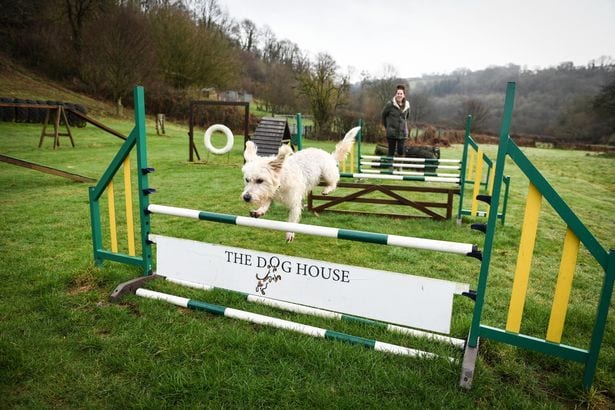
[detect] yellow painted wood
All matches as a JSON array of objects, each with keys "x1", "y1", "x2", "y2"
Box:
[
  {"x1": 546, "y1": 228, "x2": 580, "y2": 343},
  {"x1": 485, "y1": 163, "x2": 496, "y2": 217},
  {"x1": 123, "y1": 156, "x2": 136, "y2": 256},
  {"x1": 506, "y1": 182, "x2": 542, "y2": 333},
  {"x1": 107, "y1": 181, "x2": 118, "y2": 253},
  {"x1": 467, "y1": 150, "x2": 476, "y2": 181},
  {"x1": 470, "y1": 149, "x2": 484, "y2": 215},
  {"x1": 487, "y1": 164, "x2": 496, "y2": 195}
]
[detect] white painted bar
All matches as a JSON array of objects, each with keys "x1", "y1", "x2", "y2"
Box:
[
  {"x1": 134, "y1": 289, "x2": 455, "y2": 361},
  {"x1": 360, "y1": 161, "x2": 461, "y2": 170},
  {"x1": 226, "y1": 308, "x2": 327, "y2": 338},
  {"x1": 424, "y1": 176, "x2": 461, "y2": 183},
  {"x1": 148, "y1": 204, "x2": 475, "y2": 256},
  {"x1": 386, "y1": 234, "x2": 474, "y2": 255},
  {"x1": 247, "y1": 295, "x2": 342, "y2": 319},
  {"x1": 362, "y1": 155, "x2": 461, "y2": 164},
  {"x1": 342, "y1": 173, "x2": 460, "y2": 183},
  {"x1": 160, "y1": 276, "x2": 465, "y2": 348},
  {"x1": 386, "y1": 324, "x2": 466, "y2": 349},
  {"x1": 148, "y1": 204, "x2": 201, "y2": 219},
  {"x1": 235, "y1": 216, "x2": 339, "y2": 238},
  {"x1": 136, "y1": 288, "x2": 190, "y2": 308},
  {"x1": 359, "y1": 169, "x2": 459, "y2": 177},
  {"x1": 373, "y1": 341, "x2": 451, "y2": 361}
]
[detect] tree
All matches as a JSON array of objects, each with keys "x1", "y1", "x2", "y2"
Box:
[
  {"x1": 409, "y1": 92, "x2": 432, "y2": 124},
  {"x1": 261, "y1": 26, "x2": 280, "y2": 63},
  {"x1": 147, "y1": 6, "x2": 237, "y2": 89},
  {"x1": 408, "y1": 92, "x2": 433, "y2": 138},
  {"x1": 191, "y1": 0, "x2": 233, "y2": 34},
  {"x1": 369, "y1": 64, "x2": 401, "y2": 108},
  {"x1": 65, "y1": 0, "x2": 108, "y2": 59},
  {"x1": 80, "y1": 6, "x2": 156, "y2": 114},
  {"x1": 457, "y1": 99, "x2": 491, "y2": 131},
  {"x1": 297, "y1": 53, "x2": 349, "y2": 137},
  {"x1": 237, "y1": 19, "x2": 259, "y2": 52},
  {"x1": 593, "y1": 78, "x2": 615, "y2": 128},
  {"x1": 261, "y1": 64, "x2": 298, "y2": 115}
]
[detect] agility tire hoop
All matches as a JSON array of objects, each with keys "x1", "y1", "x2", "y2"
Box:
[{"x1": 204, "y1": 124, "x2": 234, "y2": 155}]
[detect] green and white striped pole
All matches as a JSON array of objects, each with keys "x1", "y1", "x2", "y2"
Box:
[
  {"x1": 340, "y1": 172, "x2": 461, "y2": 184},
  {"x1": 166, "y1": 277, "x2": 466, "y2": 349},
  {"x1": 147, "y1": 204, "x2": 480, "y2": 258},
  {"x1": 361, "y1": 155, "x2": 461, "y2": 164},
  {"x1": 136, "y1": 288, "x2": 456, "y2": 361}
]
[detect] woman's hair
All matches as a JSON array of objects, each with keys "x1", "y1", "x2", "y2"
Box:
[{"x1": 396, "y1": 84, "x2": 406, "y2": 92}]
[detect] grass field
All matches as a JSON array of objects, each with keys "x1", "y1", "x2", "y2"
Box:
[{"x1": 1, "y1": 112, "x2": 614, "y2": 408}]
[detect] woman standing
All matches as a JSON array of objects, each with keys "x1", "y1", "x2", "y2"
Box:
[{"x1": 381, "y1": 84, "x2": 410, "y2": 158}]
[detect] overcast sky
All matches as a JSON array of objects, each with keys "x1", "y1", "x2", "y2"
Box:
[{"x1": 219, "y1": 0, "x2": 615, "y2": 81}]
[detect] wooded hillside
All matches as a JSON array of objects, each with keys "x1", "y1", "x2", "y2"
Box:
[{"x1": 1, "y1": 0, "x2": 613, "y2": 144}]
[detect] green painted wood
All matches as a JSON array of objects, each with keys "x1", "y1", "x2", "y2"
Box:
[
  {"x1": 457, "y1": 116, "x2": 472, "y2": 222},
  {"x1": 198, "y1": 211, "x2": 238, "y2": 224},
  {"x1": 478, "y1": 325, "x2": 588, "y2": 362},
  {"x1": 188, "y1": 299, "x2": 227, "y2": 316},
  {"x1": 337, "y1": 229, "x2": 388, "y2": 245},
  {"x1": 89, "y1": 187, "x2": 104, "y2": 266},
  {"x1": 325, "y1": 330, "x2": 377, "y2": 349},
  {"x1": 90, "y1": 128, "x2": 137, "y2": 201},
  {"x1": 583, "y1": 250, "x2": 615, "y2": 389},
  {"x1": 134, "y1": 86, "x2": 153, "y2": 276},
  {"x1": 468, "y1": 82, "x2": 516, "y2": 348}
]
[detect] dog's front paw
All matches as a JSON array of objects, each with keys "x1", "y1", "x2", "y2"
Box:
[
  {"x1": 285, "y1": 232, "x2": 295, "y2": 242},
  {"x1": 250, "y1": 210, "x2": 263, "y2": 218}
]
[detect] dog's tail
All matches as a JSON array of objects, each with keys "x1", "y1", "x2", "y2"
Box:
[{"x1": 332, "y1": 126, "x2": 360, "y2": 163}]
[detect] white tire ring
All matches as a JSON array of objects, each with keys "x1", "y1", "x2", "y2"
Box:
[{"x1": 204, "y1": 124, "x2": 234, "y2": 155}]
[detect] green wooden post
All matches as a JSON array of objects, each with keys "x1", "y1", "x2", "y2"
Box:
[
  {"x1": 89, "y1": 187, "x2": 103, "y2": 266},
  {"x1": 468, "y1": 82, "x2": 516, "y2": 348},
  {"x1": 296, "y1": 113, "x2": 303, "y2": 151},
  {"x1": 583, "y1": 249, "x2": 615, "y2": 389},
  {"x1": 500, "y1": 175, "x2": 511, "y2": 225},
  {"x1": 133, "y1": 86, "x2": 153, "y2": 276},
  {"x1": 356, "y1": 119, "x2": 362, "y2": 172},
  {"x1": 457, "y1": 115, "x2": 472, "y2": 223}
]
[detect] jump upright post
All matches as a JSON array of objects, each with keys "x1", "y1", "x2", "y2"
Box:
[
  {"x1": 91, "y1": 86, "x2": 484, "y2": 380},
  {"x1": 457, "y1": 115, "x2": 510, "y2": 226},
  {"x1": 89, "y1": 86, "x2": 153, "y2": 276},
  {"x1": 460, "y1": 82, "x2": 614, "y2": 390}
]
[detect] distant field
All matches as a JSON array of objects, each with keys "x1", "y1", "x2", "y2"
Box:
[{"x1": 0, "y1": 116, "x2": 613, "y2": 408}]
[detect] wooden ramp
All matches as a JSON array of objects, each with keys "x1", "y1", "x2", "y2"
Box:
[
  {"x1": 251, "y1": 117, "x2": 291, "y2": 156},
  {"x1": 0, "y1": 154, "x2": 95, "y2": 183}
]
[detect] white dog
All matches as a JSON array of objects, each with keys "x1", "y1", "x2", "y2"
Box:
[{"x1": 241, "y1": 126, "x2": 360, "y2": 242}]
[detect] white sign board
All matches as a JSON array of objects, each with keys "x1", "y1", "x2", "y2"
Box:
[{"x1": 150, "y1": 234, "x2": 469, "y2": 334}]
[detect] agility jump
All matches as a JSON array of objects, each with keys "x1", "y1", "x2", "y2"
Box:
[
  {"x1": 89, "y1": 84, "x2": 613, "y2": 391},
  {"x1": 90, "y1": 86, "x2": 480, "y2": 374},
  {"x1": 306, "y1": 117, "x2": 511, "y2": 222}
]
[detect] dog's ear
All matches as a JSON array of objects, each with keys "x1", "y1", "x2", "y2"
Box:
[
  {"x1": 244, "y1": 141, "x2": 257, "y2": 161},
  {"x1": 269, "y1": 145, "x2": 292, "y2": 172}
]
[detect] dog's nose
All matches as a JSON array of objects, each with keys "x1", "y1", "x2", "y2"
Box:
[{"x1": 243, "y1": 193, "x2": 252, "y2": 202}]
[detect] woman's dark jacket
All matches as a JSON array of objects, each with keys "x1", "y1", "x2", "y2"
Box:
[{"x1": 381, "y1": 98, "x2": 410, "y2": 139}]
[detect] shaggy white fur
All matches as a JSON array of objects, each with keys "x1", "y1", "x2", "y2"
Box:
[{"x1": 241, "y1": 126, "x2": 360, "y2": 241}]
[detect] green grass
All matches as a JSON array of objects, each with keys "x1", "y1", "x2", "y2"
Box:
[{"x1": 1, "y1": 116, "x2": 614, "y2": 408}]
